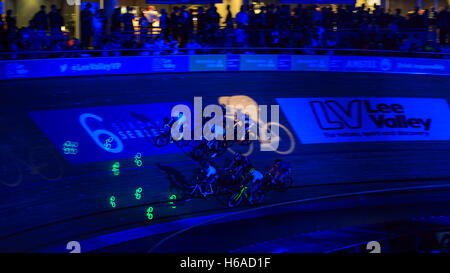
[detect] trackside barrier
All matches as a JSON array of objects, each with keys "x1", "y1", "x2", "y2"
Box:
[{"x1": 1, "y1": 54, "x2": 450, "y2": 80}]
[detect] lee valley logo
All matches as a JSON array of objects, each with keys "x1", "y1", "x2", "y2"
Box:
[
  {"x1": 311, "y1": 100, "x2": 431, "y2": 131},
  {"x1": 276, "y1": 97, "x2": 450, "y2": 144}
]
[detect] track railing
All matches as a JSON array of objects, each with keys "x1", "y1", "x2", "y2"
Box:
[
  {"x1": 1, "y1": 27, "x2": 445, "y2": 60},
  {"x1": 1, "y1": 47, "x2": 449, "y2": 60}
]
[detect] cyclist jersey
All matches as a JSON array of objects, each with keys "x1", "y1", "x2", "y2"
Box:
[
  {"x1": 250, "y1": 170, "x2": 263, "y2": 183},
  {"x1": 205, "y1": 165, "x2": 217, "y2": 178},
  {"x1": 279, "y1": 162, "x2": 291, "y2": 172}
]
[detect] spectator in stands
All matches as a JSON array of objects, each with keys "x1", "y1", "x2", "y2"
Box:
[
  {"x1": 166, "y1": 35, "x2": 179, "y2": 53},
  {"x1": 93, "y1": 9, "x2": 106, "y2": 48},
  {"x1": 111, "y1": 8, "x2": 122, "y2": 33},
  {"x1": 223, "y1": 22, "x2": 235, "y2": 49},
  {"x1": 422, "y1": 40, "x2": 439, "y2": 52},
  {"x1": 0, "y1": 16, "x2": 5, "y2": 52},
  {"x1": 235, "y1": 5, "x2": 249, "y2": 28},
  {"x1": 150, "y1": 36, "x2": 167, "y2": 55},
  {"x1": 225, "y1": 5, "x2": 233, "y2": 27},
  {"x1": 159, "y1": 9, "x2": 169, "y2": 39},
  {"x1": 123, "y1": 6, "x2": 135, "y2": 33},
  {"x1": 80, "y1": 3, "x2": 93, "y2": 49},
  {"x1": 170, "y1": 6, "x2": 180, "y2": 41},
  {"x1": 139, "y1": 10, "x2": 150, "y2": 43},
  {"x1": 2, "y1": 3, "x2": 449, "y2": 58},
  {"x1": 186, "y1": 38, "x2": 202, "y2": 55},
  {"x1": 206, "y1": 5, "x2": 221, "y2": 38},
  {"x1": 235, "y1": 24, "x2": 247, "y2": 48},
  {"x1": 48, "y1": 5, "x2": 64, "y2": 33},
  {"x1": 437, "y1": 6, "x2": 449, "y2": 45},
  {"x1": 100, "y1": 35, "x2": 121, "y2": 56},
  {"x1": 6, "y1": 9, "x2": 17, "y2": 33},
  {"x1": 33, "y1": 5, "x2": 48, "y2": 31},
  {"x1": 324, "y1": 34, "x2": 337, "y2": 49},
  {"x1": 197, "y1": 7, "x2": 207, "y2": 39},
  {"x1": 144, "y1": 6, "x2": 158, "y2": 34},
  {"x1": 179, "y1": 6, "x2": 191, "y2": 46}
]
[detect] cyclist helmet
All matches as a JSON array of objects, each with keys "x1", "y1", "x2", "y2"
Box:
[
  {"x1": 274, "y1": 159, "x2": 281, "y2": 166},
  {"x1": 201, "y1": 161, "x2": 210, "y2": 168},
  {"x1": 234, "y1": 152, "x2": 242, "y2": 161}
]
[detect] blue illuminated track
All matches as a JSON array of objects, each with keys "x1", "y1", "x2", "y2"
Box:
[{"x1": 1, "y1": 69, "x2": 449, "y2": 252}]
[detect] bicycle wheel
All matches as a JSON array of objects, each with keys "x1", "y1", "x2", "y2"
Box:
[
  {"x1": 227, "y1": 141, "x2": 254, "y2": 157},
  {"x1": 254, "y1": 190, "x2": 265, "y2": 204},
  {"x1": 30, "y1": 147, "x2": 64, "y2": 181},
  {"x1": 284, "y1": 176, "x2": 294, "y2": 187},
  {"x1": 228, "y1": 192, "x2": 242, "y2": 208},
  {"x1": 277, "y1": 175, "x2": 293, "y2": 191},
  {"x1": 260, "y1": 122, "x2": 296, "y2": 155},
  {"x1": 0, "y1": 154, "x2": 23, "y2": 187},
  {"x1": 155, "y1": 134, "x2": 170, "y2": 147}
]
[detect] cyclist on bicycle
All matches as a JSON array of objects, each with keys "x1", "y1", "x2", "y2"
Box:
[
  {"x1": 226, "y1": 152, "x2": 249, "y2": 180},
  {"x1": 245, "y1": 167, "x2": 264, "y2": 204},
  {"x1": 200, "y1": 161, "x2": 217, "y2": 184},
  {"x1": 162, "y1": 112, "x2": 186, "y2": 142},
  {"x1": 267, "y1": 159, "x2": 291, "y2": 185}
]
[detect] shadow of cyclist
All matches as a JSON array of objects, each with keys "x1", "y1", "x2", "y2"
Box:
[{"x1": 156, "y1": 163, "x2": 189, "y2": 194}]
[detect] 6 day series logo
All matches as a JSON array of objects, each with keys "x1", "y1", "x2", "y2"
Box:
[{"x1": 276, "y1": 97, "x2": 450, "y2": 144}]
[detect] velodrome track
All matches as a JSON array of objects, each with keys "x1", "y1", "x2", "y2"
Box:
[{"x1": 0, "y1": 71, "x2": 450, "y2": 252}]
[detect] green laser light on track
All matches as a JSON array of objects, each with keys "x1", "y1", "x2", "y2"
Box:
[
  {"x1": 112, "y1": 162, "x2": 120, "y2": 176},
  {"x1": 134, "y1": 153, "x2": 143, "y2": 167},
  {"x1": 146, "y1": 207, "x2": 154, "y2": 220},
  {"x1": 169, "y1": 194, "x2": 177, "y2": 209},
  {"x1": 135, "y1": 187, "x2": 143, "y2": 199}
]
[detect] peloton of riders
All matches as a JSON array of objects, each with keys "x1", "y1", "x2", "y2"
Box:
[
  {"x1": 155, "y1": 111, "x2": 292, "y2": 205},
  {"x1": 196, "y1": 152, "x2": 291, "y2": 204}
]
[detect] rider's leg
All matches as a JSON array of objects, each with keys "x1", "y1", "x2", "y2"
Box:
[
  {"x1": 272, "y1": 170, "x2": 280, "y2": 184},
  {"x1": 206, "y1": 176, "x2": 216, "y2": 194},
  {"x1": 278, "y1": 169, "x2": 291, "y2": 184},
  {"x1": 248, "y1": 177, "x2": 259, "y2": 204}
]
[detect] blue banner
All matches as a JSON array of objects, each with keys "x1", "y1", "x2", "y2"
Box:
[
  {"x1": 240, "y1": 55, "x2": 278, "y2": 71},
  {"x1": 1, "y1": 55, "x2": 450, "y2": 80},
  {"x1": 28, "y1": 102, "x2": 192, "y2": 164},
  {"x1": 190, "y1": 55, "x2": 227, "y2": 71},
  {"x1": 277, "y1": 97, "x2": 450, "y2": 144}
]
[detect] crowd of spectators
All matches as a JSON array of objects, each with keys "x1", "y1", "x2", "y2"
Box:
[{"x1": 0, "y1": 3, "x2": 449, "y2": 58}]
